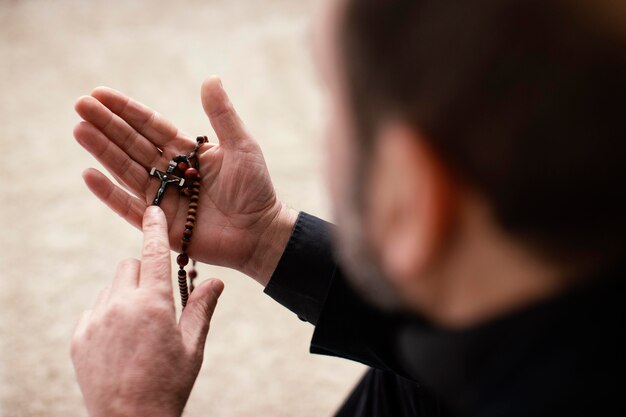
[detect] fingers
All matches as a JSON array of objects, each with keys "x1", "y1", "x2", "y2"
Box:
[
  {"x1": 179, "y1": 279, "x2": 224, "y2": 354},
  {"x1": 75, "y1": 96, "x2": 161, "y2": 168},
  {"x1": 201, "y1": 76, "x2": 252, "y2": 149},
  {"x1": 111, "y1": 258, "x2": 140, "y2": 295},
  {"x1": 94, "y1": 286, "x2": 111, "y2": 314},
  {"x1": 139, "y1": 206, "x2": 173, "y2": 293},
  {"x1": 74, "y1": 121, "x2": 151, "y2": 198},
  {"x1": 82, "y1": 168, "x2": 146, "y2": 230},
  {"x1": 90, "y1": 86, "x2": 191, "y2": 149},
  {"x1": 72, "y1": 309, "x2": 93, "y2": 342}
]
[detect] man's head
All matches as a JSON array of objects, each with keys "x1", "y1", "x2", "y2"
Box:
[{"x1": 314, "y1": 0, "x2": 626, "y2": 326}]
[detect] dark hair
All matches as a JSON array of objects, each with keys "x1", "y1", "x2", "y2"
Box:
[{"x1": 341, "y1": 0, "x2": 626, "y2": 260}]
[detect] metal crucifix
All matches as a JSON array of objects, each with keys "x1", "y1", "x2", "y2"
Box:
[{"x1": 149, "y1": 160, "x2": 186, "y2": 206}]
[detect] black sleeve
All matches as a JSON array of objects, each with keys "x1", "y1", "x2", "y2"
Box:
[
  {"x1": 263, "y1": 211, "x2": 338, "y2": 326},
  {"x1": 264, "y1": 212, "x2": 413, "y2": 378}
]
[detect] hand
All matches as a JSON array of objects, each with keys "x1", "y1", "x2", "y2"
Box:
[
  {"x1": 74, "y1": 77, "x2": 297, "y2": 285},
  {"x1": 71, "y1": 206, "x2": 224, "y2": 417}
]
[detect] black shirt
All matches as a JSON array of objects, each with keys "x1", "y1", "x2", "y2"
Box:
[{"x1": 264, "y1": 212, "x2": 625, "y2": 416}]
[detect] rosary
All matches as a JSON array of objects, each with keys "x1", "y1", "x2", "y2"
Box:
[{"x1": 149, "y1": 136, "x2": 208, "y2": 308}]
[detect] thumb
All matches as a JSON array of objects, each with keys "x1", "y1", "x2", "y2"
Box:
[
  {"x1": 201, "y1": 76, "x2": 251, "y2": 148},
  {"x1": 179, "y1": 278, "x2": 224, "y2": 354}
]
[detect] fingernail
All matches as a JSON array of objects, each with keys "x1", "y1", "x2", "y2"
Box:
[
  {"x1": 211, "y1": 74, "x2": 223, "y2": 88},
  {"x1": 210, "y1": 279, "x2": 224, "y2": 297},
  {"x1": 145, "y1": 205, "x2": 162, "y2": 219}
]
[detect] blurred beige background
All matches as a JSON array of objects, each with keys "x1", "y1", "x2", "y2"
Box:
[{"x1": 0, "y1": 1, "x2": 364, "y2": 416}]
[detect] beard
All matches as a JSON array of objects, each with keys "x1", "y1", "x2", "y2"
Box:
[{"x1": 331, "y1": 163, "x2": 405, "y2": 312}]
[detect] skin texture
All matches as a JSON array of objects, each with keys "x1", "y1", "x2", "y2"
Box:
[
  {"x1": 74, "y1": 77, "x2": 297, "y2": 287},
  {"x1": 73, "y1": 0, "x2": 575, "y2": 414},
  {"x1": 72, "y1": 78, "x2": 298, "y2": 417},
  {"x1": 71, "y1": 206, "x2": 224, "y2": 417}
]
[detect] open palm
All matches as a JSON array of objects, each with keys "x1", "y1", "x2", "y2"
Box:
[{"x1": 74, "y1": 77, "x2": 286, "y2": 277}]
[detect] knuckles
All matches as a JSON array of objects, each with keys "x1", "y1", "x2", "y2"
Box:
[
  {"x1": 132, "y1": 290, "x2": 174, "y2": 317},
  {"x1": 70, "y1": 335, "x2": 82, "y2": 360},
  {"x1": 117, "y1": 258, "x2": 140, "y2": 269},
  {"x1": 141, "y1": 238, "x2": 170, "y2": 259},
  {"x1": 116, "y1": 258, "x2": 140, "y2": 277},
  {"x1": 70, "y1": 296, "x2": 174, "y2": 360},
  {"x1": 142, "y1": 215, "x2": 166, "y2": 231}
]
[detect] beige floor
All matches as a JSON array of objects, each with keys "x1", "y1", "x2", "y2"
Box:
[{"x1": 0, "y1": 1, "x2": 364, "y2": 416}]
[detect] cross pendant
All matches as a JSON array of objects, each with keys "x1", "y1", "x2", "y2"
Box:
[{"x1": 149, "y1": 165, "x2": 186, "y2": 206}]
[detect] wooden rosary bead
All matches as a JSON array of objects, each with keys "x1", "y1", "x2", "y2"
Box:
[
  {"x1": 183, "y1": 229, "x2": 193, "y2": 238},
  {"x1": 177, "y1": 254, "x2": 189, "y2": 266},
  {"x1": 177, "y1": 161, "x2": 189, "y2": 172},
  {"x1": 190, "y1": 196, "x2": 199, "y2": 203},
  {"x1": 186, "y1": 214, "x2": 196, "y2": 222},
  {"x1": 189, "y1": 202, "x2": 199, "y2": 209},
  {"x1": 189, "y1": 269, "x2": 198, "y2": 279},
  {"x1": 185, "y1": 221, "x2": 195, "y2": 230},
  {"x1": 185, "y1": 168, "x2": 199, "y2": 179},
  {"x1": 188, "y1": 208, "x2": 197, "y2": 216}
]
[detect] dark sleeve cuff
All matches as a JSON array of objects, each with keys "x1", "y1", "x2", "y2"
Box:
[
  {"x1": 264, "y1": 212, "x2": 337, "y2": 326},
  {"x1": 263, "y1": 211, "x2": 414, "y2": 377}
]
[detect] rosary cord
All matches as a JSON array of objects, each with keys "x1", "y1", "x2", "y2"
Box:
[{"x1": 175, "y1": 136, "x2": 207, "y2": 308}]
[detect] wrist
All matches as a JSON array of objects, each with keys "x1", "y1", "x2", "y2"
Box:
[{"x1": 242, "y1": 202, "x2": 298, "y2": 286}]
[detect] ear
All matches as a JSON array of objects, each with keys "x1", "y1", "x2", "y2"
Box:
[{"x1": 365, "y1": 122, "x2": 457, "y2": 288}]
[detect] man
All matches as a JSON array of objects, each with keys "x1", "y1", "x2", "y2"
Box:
[{"x1": 71, "y1": 0, "x2": 625, "y2": 416}]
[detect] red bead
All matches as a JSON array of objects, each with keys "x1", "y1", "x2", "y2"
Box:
[
  {"x1": 185, "y1": 168, "x2": 199, "y2": 179},
  {"x1": 189, "y1": 270, "x2": 198, "y2": 279},
  {"x1": 177, "y1": 254, "x2": 189, "y2": 266},
  {"x1": 177, "y1": 161, "x2": 189, "y2": 172}
]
